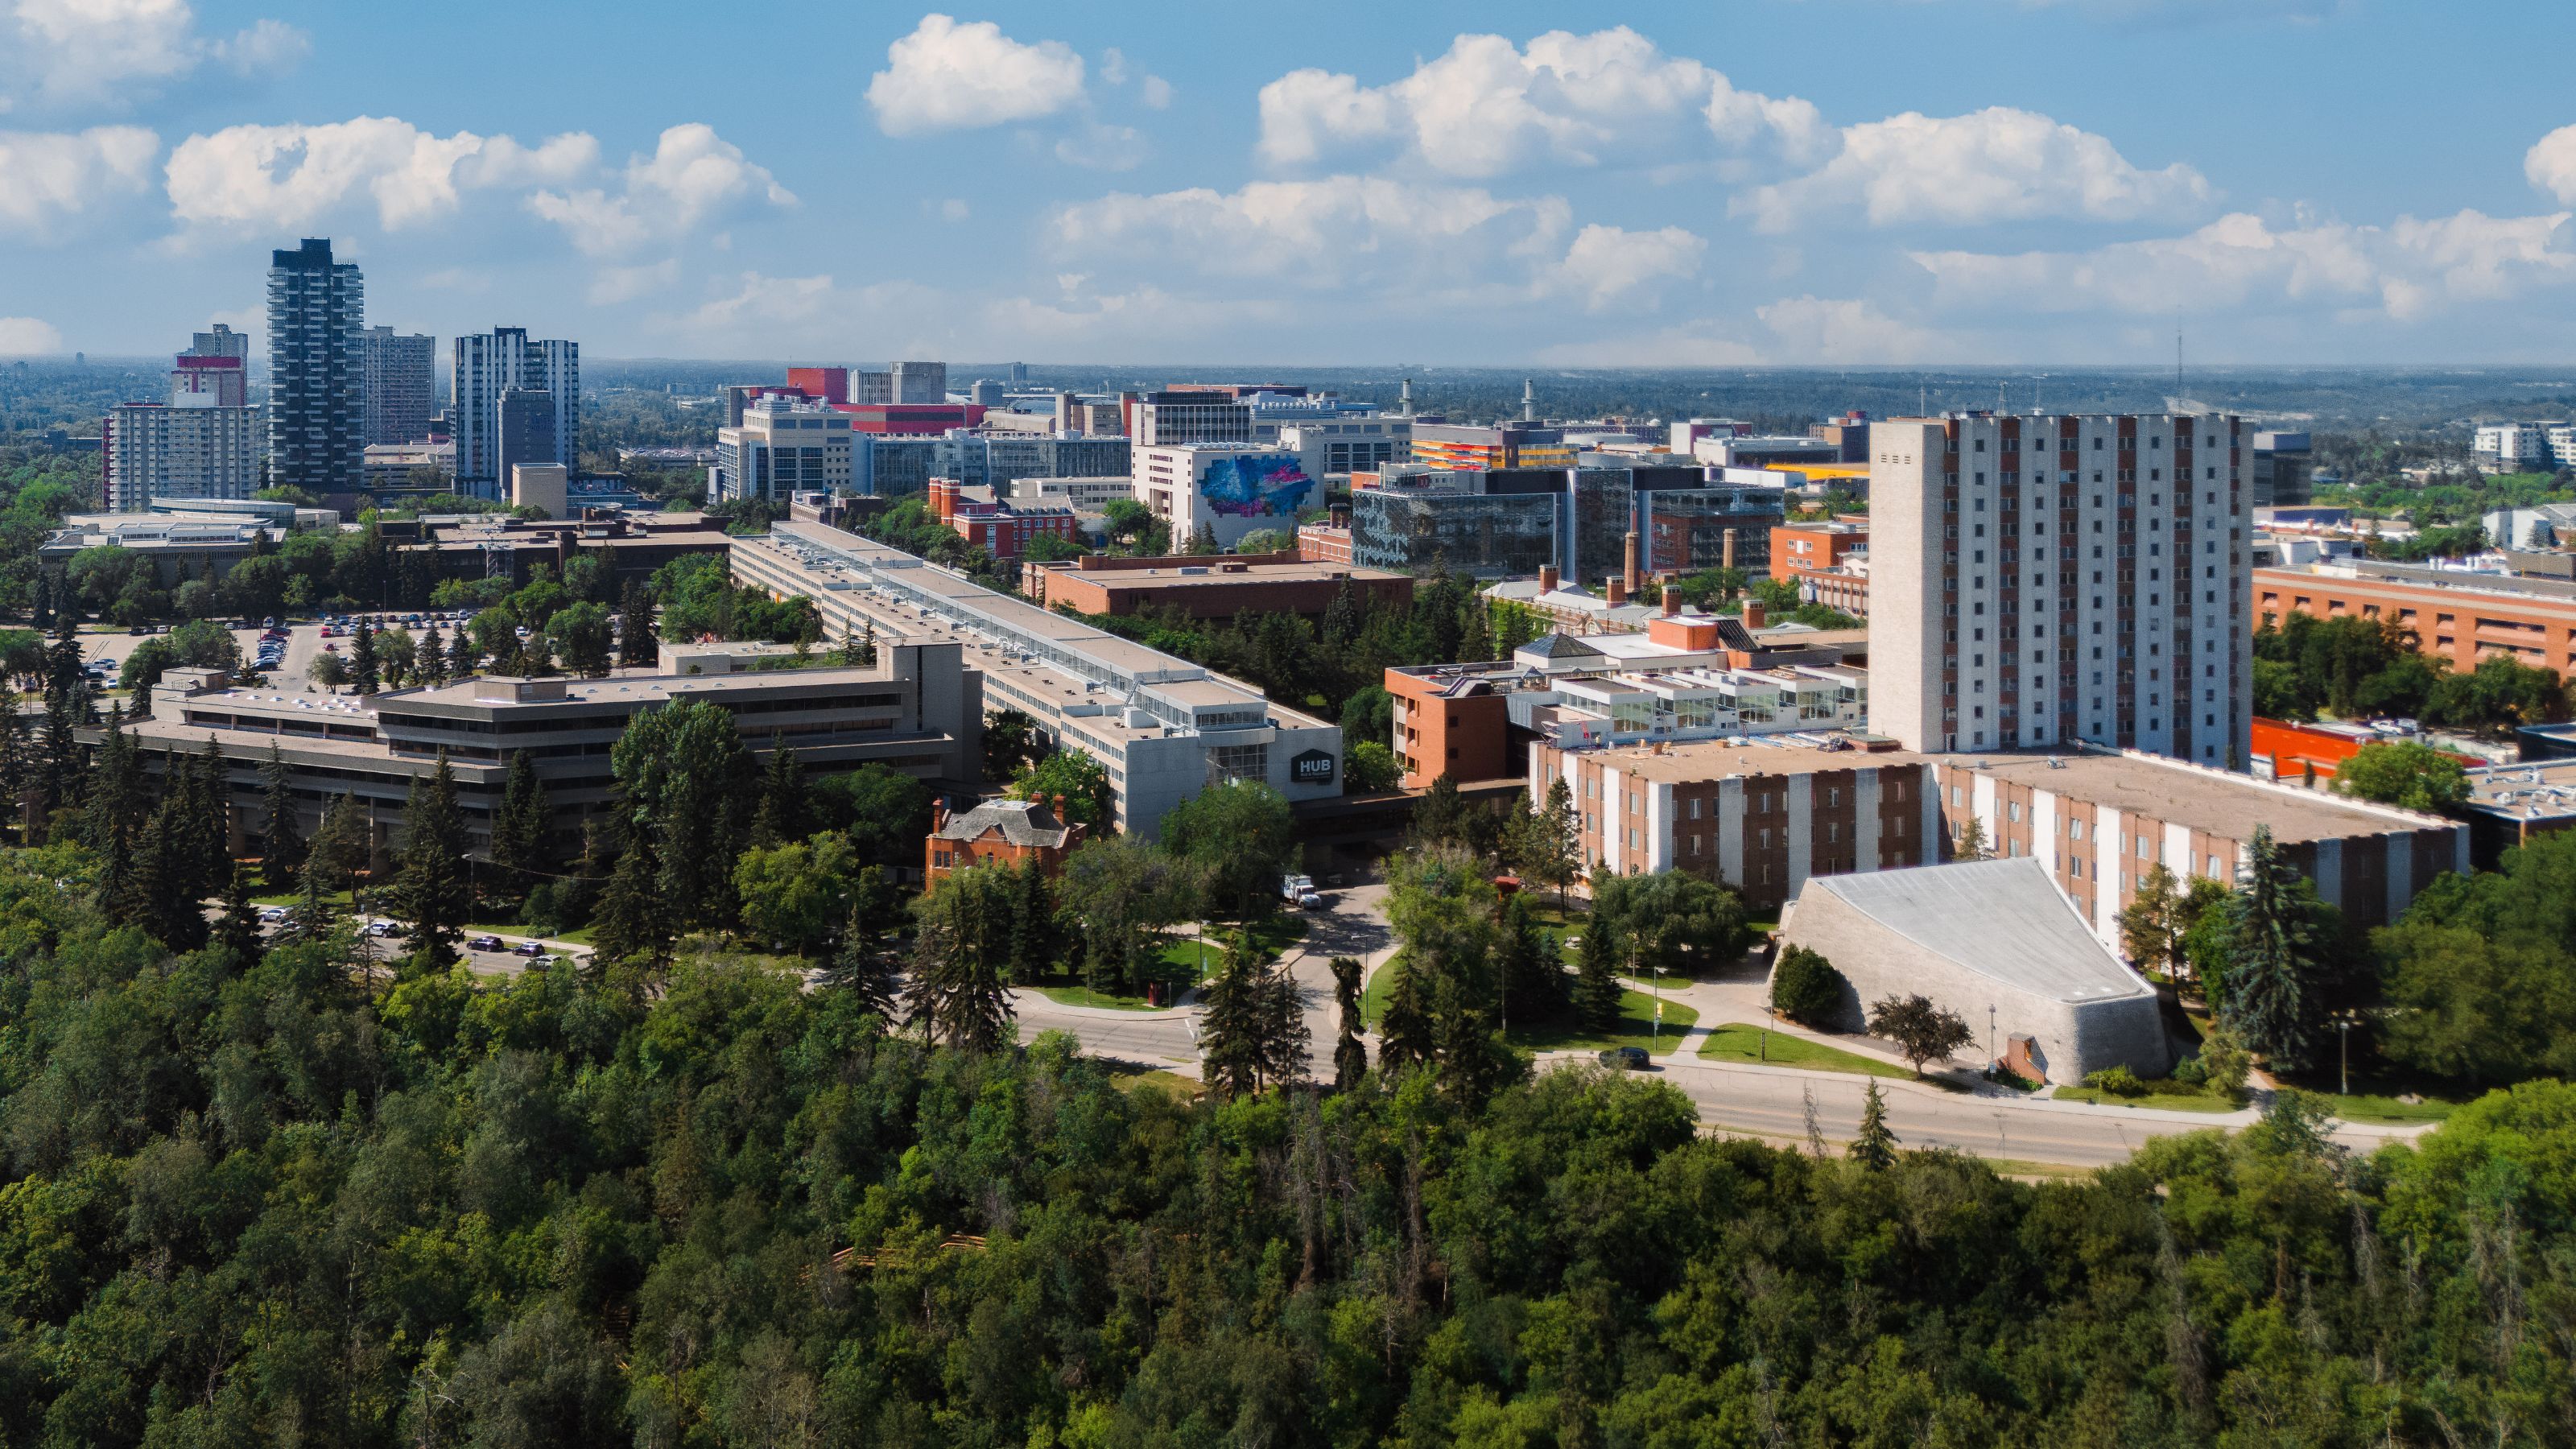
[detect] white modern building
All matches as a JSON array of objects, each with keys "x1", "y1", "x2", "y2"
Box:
[
  {"x1": 892, "y1": 361, "x2": 947, "y2": 403},
  {"x1": 103, "y1": 401, "x2": 259, "y2": 513},
  {"x1": 731, "y1": 521, "x2": 1345, "y2": 839},
  {"x1": 1011, "y1": 476, "x2": 1136, "y2": 511},
  {"x1": 1132, "y1": 444, "x2": 1316, "y2": 549},
  {"x1": 712, "y1": 396, "x2": 853, "y2": 503},
  {"x1": 1279, "y1": 417, "x2": 1410, "y2": 478},
  {"x1": 453, "y1": 327, "x2": 579, "y2": 492},
  {"x1": 361, "y1": 326, "x2": 436, "y2": 446},
  {"x1": 2475, "y1": 421, "x2": 2557, "y2": 473},
  {"x1": 1871, "y1": 413, "x2": 2252, "y2": 770}
]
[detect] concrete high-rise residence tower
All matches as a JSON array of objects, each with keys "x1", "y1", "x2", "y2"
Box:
[
  {"x1": 265, "y1": 238, "x2": 365, "y2": 493},
  {"x1": 1871, "y1": 412, "x2": 2252, "y2": 769}
]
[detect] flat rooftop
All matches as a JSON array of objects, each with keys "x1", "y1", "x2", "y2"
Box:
[
  {"x1": 1810, "y1": 858, "x2": 2152, "y2": 1005},
  {"x1": 2463, "y1": 759, "x2": 2576, "y2": 822},
  {"x1": 1956, "y1": 749, "x2": 2434, "y2": 843},
  {"x1": 1045, "y1": 559, "x2": 1406, "y2": 588},
  {"x1": 1577, "y1": 737, "x2": 1928, "y2": 785}
]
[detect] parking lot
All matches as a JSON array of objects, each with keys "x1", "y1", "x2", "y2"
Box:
[
  {"x1": 76, "y1": 610, "x2": 482, "y2": 696},
  {"x1": 249, "y1": 904, "x2": 590, "y2": 977}
]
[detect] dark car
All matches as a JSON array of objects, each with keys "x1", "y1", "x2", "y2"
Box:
[
  {"x1": 466, "y1": 935, "x2": 503, "y2": 952},
  {"x1": 511, "y1": 940, "x2": 545, "y2": 957},
  {"x1": 1596, "y1": 1046, "x2": 1650, "y2": 1071}
]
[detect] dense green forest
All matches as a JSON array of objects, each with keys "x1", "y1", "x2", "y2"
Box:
[{"x1": 0, "y1": 833, "x2": 2572, "y2": 1445}]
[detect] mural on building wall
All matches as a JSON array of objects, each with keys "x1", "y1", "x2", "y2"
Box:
[{"x1": 1198, "y1": 454, "x2": 1314, "y2": 518}]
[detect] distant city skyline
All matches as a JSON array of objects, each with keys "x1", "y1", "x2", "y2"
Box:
[{"x1": 6, "y1": 2, "x2": 2576, "y2": 365}]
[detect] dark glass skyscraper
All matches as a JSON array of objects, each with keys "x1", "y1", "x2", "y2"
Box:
[{"x1": 266, "y1": 238, "x2": 364, "y2": 492}]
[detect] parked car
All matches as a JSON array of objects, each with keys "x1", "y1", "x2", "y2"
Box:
[
  {"x1": 511, "y1": 940, "x2": 544, "y2": 957},
  {"x1": 258, "y1": 906, "x2": 288, "y2": 924},
  {"x1": 1596, "y1": 1046, "x2": 1650, "y2": 1071},
  {"x1": 533, "y1": 955, "x2": 566, "y2": 969},
  {"x1": 466, "y1": 935, "x2": 504, "y2": 952}
]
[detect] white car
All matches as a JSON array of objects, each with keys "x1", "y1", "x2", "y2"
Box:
[{"x1": 258, "y1": 906, "x2": 287, "y2": 923}]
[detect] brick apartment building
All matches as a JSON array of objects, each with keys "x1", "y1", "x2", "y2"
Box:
[{"x1": 925, "y1": 478, "x2": 1077, "y2": 564}]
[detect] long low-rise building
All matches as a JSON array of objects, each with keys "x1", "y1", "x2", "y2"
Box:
[
  {"x1": 731, "y1": 519, "x2": 1344, "y2": 838},
  {"x1": 1529, "y1": 734, "x2": 2467, "y2": 947},
  {"x1": 1022, "y1": 549, "x2": 1413, "y2": 621},
  {"x1": 1932, "y1": 749, "x2": 2465, "y2": 939},
  {"x1": 2256, "y1": 558, "x2": 2576, "y2": 677},
  {"x1": 104, "y1": 646, "x2": 978, "y2": 869}
]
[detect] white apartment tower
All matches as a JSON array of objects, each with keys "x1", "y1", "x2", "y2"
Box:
[
  {"x1": 1872, "y1": 412, "x2": 2252, "y2": 769},
  {"x1": 361, "y1": 326, "x2": 436, "y2": 445},
  {"x1": 452, "y1": 327, "x2": 579, "y2": 492},
  {"x1": 106, "y1": 325, "x2": 262, "y2": 510}
]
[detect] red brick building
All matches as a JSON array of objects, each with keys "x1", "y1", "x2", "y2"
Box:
[
  {"x1": 2256, "y1": 561, "x2": 2576, "y2": 678},
  {"x1": 926, "y1": 478, "x2": 1079, "y2": 563},
  {"x1": 1025, "y1": 548, "x2": 1412, "y2": 620},
  {"x1": 925, "y1": 797, "x2": 1084, "y2": 884}
]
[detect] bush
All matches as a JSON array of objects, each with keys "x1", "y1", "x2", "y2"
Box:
[
  {"x1": 2083, "y1": 1065, "x2": 2148, "y2": 1098},
  {"x1": 2170, "y1": 1054, "x2": 2208, "y2": 1086},
  {"x1": 1769, "y1": 945, "x2": 1846, "y2": 1026}
]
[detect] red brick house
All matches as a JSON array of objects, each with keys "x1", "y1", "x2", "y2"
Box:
[{"x1": 924, "y1": 797, "x2": 1084, "y2": 884}]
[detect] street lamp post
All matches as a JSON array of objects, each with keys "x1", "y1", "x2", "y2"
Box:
[
  {"x1": 2339, "y1": 1014, "x2": 2352, "y2": 1096},
  {"x1": 1987, "y1": 1004, "x2": 1996, "y2": 1072}
]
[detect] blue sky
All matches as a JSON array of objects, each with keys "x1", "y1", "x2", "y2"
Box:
[{"x1": 5, "y1": 0, "x2": 2576, "y2": 366}]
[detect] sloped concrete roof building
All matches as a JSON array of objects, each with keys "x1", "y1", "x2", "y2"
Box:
[{"x1": 1774, "y1": 857, "x2": 2169, "y2": 1084}]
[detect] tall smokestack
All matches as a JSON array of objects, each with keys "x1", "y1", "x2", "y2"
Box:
[
  {"x1": 1623, "y1": 530, "x2": 1641, "y2": 597},
  {"x1": 1721, "y1": 526, "x2": 1737, "y2": 573},
  {"x1": 1521, "y1": 378, "x2": 1537, "y2": 423},
  {"x1": 1399, "y1": 377, "x2": 1414, "y2": 417}
]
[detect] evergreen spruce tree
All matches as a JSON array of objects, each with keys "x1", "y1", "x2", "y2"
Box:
[
  {"x1": 306, "y1": 793, "x2": 369, "y2": 898},
  {"x1": 1577, "y1": 919, "x2": 1625, "y2": 1032},
  {"x1": 1456, "y1": 601, "x2": 1493, "y2": 663},
  {"x1": 1200, "y1": 931, "x2": 1268, "y2": 1100},
  {"x1": 906, "y1": 871, "x2": 1015, "y2": 1053},
  {"x1": 259, "y1": 744, "x2": 303, "y2": 891},
  {"x1": 748, "y1": 739, "x2": 803, "y2": 849},
  {"x1": 448, "y1": 625, "x2": 476, "y2": 679},
  {"x1": 351, "y1": 622, "x2": 380, "y2": 695},
  {"x1": 192, "y1": 738, "x2": 229, "y2": 902},
  {"x1": 1377, "y1": 957, "x2": 1436, "y2": 1074},
  {"x1": 1848, "y1": 1081, "x2": 1899, "y2": 1171},
  {"x1": 134, "y1": 791, "x2": 208, "y2": 952},
  {"x1": 617, "y1": 580, "x2": 658, "y2": 668},
  {"x1": 420, "y1": 621, "x2": 449, "y2": 686},
  {"x1": 0, "y1": 690, "x2": 27, "y2": 845},
  {"x1": 1003, "y1": 858, "x2": 1062, "y2": 984},
  {"x1": 214, "y1": 861, "x2": 262, "y2": 964},
  {"x1": 592, "y1": 837, "x2": 672, "y2": 968},
  {"x1": 1331, "y1": 956, "x2": 1369, "y2": 1090},
  {"x1": 857, "y1": 620, "x2": 877, "y2": 667},
  {"x1": 394, "y1": 751, "x2": 472, "y2": 969},
  {"x1": 83, "y1": 707, "x2": 142, "y2": 860},
  {"x1": 289, "y1": 865, "x2": 336, "y2": 945},
  {"x1": 818, "y1": 901, "x2": 904, "y2": 1022},
  {"x1": 490, "y1": 749, "x2": 549, "y2": 899},
  {"x1": 2215, "y1": 824, "x2": 2339, "y2": 1071}
]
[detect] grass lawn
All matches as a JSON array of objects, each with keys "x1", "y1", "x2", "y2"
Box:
[
  {"x1": 1696, "y1": 1022, "x2": 1913, "y2": 1080},
  {"x1": 1113, "y1": 1067, "x2": 1204, "y2": 1100},
  {"x1": 2052, "y1": 1085, "x2": 2242, "y2": 1113},
  {"x1": 1031, "y1": 981, "x2": 1166, "y2": 1013},
  {"x1": 2321, "y1": 1092, "x2": 2458, "y2": 1125},
  {"x1": 1505, "y1": 990, "x2": 1697, "y2": 1056},
  {"x1": 1158, "y1": 914, "x2": 1309, "y2": 978}
]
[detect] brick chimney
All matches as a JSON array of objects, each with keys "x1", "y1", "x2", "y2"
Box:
[
  {"x1": 1538, "y1": 564, "x2": 1558, "y2": 592},
  {"x1": 1606, "y1": 576, "x2": 1626, "y2": 607},
  {"x1": 1623, "y1": 530, "x2": 1642, "y2": 596},
  {"x1": 1742, "y1": 598, "x2": 1767, "y2": 630},
  {"x1": 931, "y1": 798, "x2": 949, "y2": 832},
  {"x1": 1721, "y1": 526, "x2": 1737, "y2": 572},
  {"x1": 1662, "y1": 584, "x2": 1679, "y2": 617}
]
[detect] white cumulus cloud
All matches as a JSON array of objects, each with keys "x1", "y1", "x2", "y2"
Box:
[
  {"x1": 528, "y1": 123, "x2": 792, "y2": 257},
  {"x1": 165, "y1": 117, "x2": 598, "y2": 231},
  {"x1": 1052, "y1": 175, "x2": 1696, "y2": 309},
  {"x1": 2526, "y1": 123, "x2": 2576, "y2": 206},
  {"x1": 1740, "y1": 106, "x2": 2211, "y2": 233},
  {"x1": 0, "y1": 124, "x2": 155, "y2": 234},
  {"x1": 1909, "y1": 208, "x2": 2576, "y2": 323},
  {"x1": 0, "y1": 315, "x2": 62, "y2": 353},
  {"x1": 587, "y1": 258, "x2": 679, "y2": 306},
  {"x1": 1756, "y1": 295, "x2": 1946, "y2": 363},
  {"x1": 867, "y1": 14, "x2": 1085, "y2": 136},
  {"x1": 10, "y1": 0, "x2": 307, "y2": 104},
  {"x1": 1256, "y1": 27, "x2": 1827, "y2": 175},
  {"x1": 1555, "y1": 224, "x2": 1706, "y2": 309}
]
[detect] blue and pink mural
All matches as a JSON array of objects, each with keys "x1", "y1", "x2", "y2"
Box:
[{"x1": 1197, "y1": 454, "x2": 1315, "y2": 519}]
